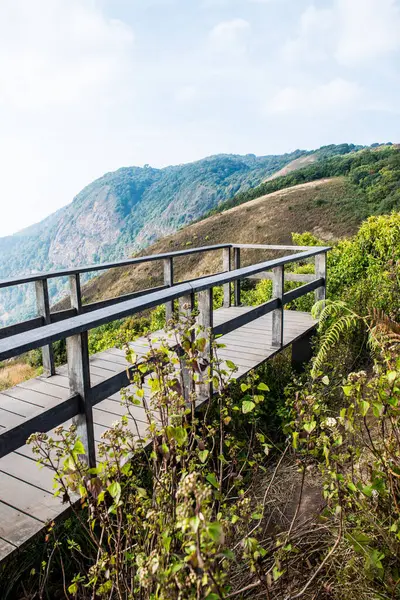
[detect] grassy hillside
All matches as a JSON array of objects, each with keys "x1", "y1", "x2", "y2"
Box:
[
  {"x1": 205, "y1": 144, "x2": 400, "y2": 220},
  {"x1": 62, "y1": 177, "x2": 357, "y2": 308}
]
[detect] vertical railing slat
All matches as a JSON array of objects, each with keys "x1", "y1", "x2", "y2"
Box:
[
  {"x1": 178, "y1": 292, "x2": 195, "y2": 401},
  {"x1": 69, "y1": 273, "x2": 82, "y2": 312},
  {"x1": 35, "y1": 279, "x2": 56, "y2": 377},
  {"x1": 196, "y1": 288, "x2": 213, "y2": 405},
  {"x1": 163, "y1": 257, "x2": 174, "y2": 322},
  {"x1": 272, "y1": 265, "x2": 284, "y2": 348},
  {"x1": 315, "y1": 252, "x2": 327, "y2": 304},
  {"x1": 67, "y1": 332, "x2": 96, "y2": 468},
  {"x1": 233, "y1": 247, "x2": 241, "y2": 306},
  {"x1": 67, "y1": 272, "x2": 96, "y2": 468},
  {"x1": 222, "y1": 247, "x2": 231, "y2": 308}
]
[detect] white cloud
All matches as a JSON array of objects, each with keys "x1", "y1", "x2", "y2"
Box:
[
  {"x1": 209, "y1": 18, "x2": 251, "y2": 55},
  {"x1": 0, "y1": 0, "x2": 134, "y2": 110},
  {"x1": 266, "y1": 78, "x2": 362, "y2": 115},
  {"x1": 283, "y1": 5, "x2": 335, "y2": 64},
  {"x1": 335, "y1": 0, "x2": 400, "y2": 65},
  {"x1": 175, "y1": 85, "x2": 198, "y2": 103},
  {"x1": 283, "y1": 0, "x2": 400, "y2": 67}
]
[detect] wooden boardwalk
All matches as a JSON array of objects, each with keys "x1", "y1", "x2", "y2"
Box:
[{"x1": 0, "y1": 306, "x2": 315, "y2": 561}]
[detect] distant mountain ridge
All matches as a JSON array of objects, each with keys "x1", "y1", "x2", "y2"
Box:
[{"x1": 0, "y1": 144, "x2": 363, "y2": 324}]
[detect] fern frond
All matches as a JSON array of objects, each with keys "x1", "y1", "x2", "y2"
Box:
[{"x1": 311, "y1": 314, "x2": 359, "y2": 376}]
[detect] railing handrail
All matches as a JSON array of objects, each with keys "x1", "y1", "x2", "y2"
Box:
[
  {"x1": 0, "y1": 246, "x2": 330, "y2": 362},
  {"x1": 0, "y1": 244, "x2": 232, "y2": 289},
  {"x1": 0, "y1": 243, "x2": 326, "y2": 289}
]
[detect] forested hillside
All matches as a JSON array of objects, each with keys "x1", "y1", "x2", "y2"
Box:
[{"x1": 206, "y1": 144, "x2": 400, "y2": 220}]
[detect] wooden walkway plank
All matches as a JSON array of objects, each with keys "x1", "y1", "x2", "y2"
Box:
[
  {"x1": 18, "y1": 378, "x2": 72, "y2": 400},
  {"x1": 0, "y1": 452, "x2": 57, "y2": 493},
  {"x1": 0, "y1": 502, "x2": 44, "y2": 550},
  {"x1": 0, "y1": 472, "x2": 62, "y2": 520}
]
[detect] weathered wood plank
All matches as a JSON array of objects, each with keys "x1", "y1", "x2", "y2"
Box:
[
  {"x1": 0, "y1": 452, "x2": 56, "y2": 493},
  {"x1": 283, "y1": 278, "x2": 324, "y2": 305},
  {"x1": 0, "y1": 536, "x2": 16, "y2": 560},
  {"x1": 0, "y1": 396, "x2": 80, "y2": 460},
  {"x1": 0, "y1": 393, "x2": 44, "y2": 417},
  {"x1": 248, "y1": 272, "x2": 316, "y2": 282},
  {"x1": 67, "y1": 328, "x2": 96, "y2": 468},
  {"x1": 272, "y1": 266, "x2": 284, "y2": 348},
  {"x1": 0, "y1": 502, "x2": 44, "y2": 552},
  {"x1": 0, "y1": 244, "x2": 231, "y2": 289},
  {"x1": 213, "y1": 299, "x2": 278, "y2": 336},
  {"x1": 0, "y1": 409, "x2": 25, "y2": 429},
  {"x1": 0, "y1": 472, "x2": 62, "y2": 520},
  {"x1": 35, "y1": 279, "x2": 56, "y2": 377},
  {"x1": 18, "y1": 378, "x2": 71, "y2": 400},
  {"x1": 2, "y1": 386, "x2": 59, "y2": 408},
  {"x1": 223, "y1": 247, "x2": 231, "y2": 308}
]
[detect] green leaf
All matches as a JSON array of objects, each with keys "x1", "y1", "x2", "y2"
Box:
[
  {"x1": 226, "y1": 360, "x2": 237, "y2": 370},
  {"x1": 240, "y1": 383, "x2": 249, "y2": 392},
  {"x1": 373, "y1": 402, "x2": 384, "y2": 417},
  {"x1": 321, "y1": 375, "x2": 330, "y2": 385},
  {"x1": 207, "y1": 522, "x2": 224, "y2": 543},
  {"x1": 172, "y1": 426, "x2": 188, "y2": 446},
  {"x1": 107, "y1": 481, "x2": 121, "y2": 504},
  {"x1": 68, "y1": 583, "x2": 78, "y2": 594},
  {"x1": 292, "y1": 431, "x2": 299, "y2": 449},
  {"x1": 257, "y1": 382, "x2": 270, "y2": 391},
  {"x1": 273, "y1": 566, "x2": 284, "y2": 581},
  {"x1": 343, "y1": 385, "x2": 352, "y2": 397},
  {"x1": 359, "y1": 401, "x2": 370, "y2": 417},
  {"x1": 199, "y1": 450, "x2": 209, "y2": 464},
  {"x1": 242, "y1": 400, "x2": 256, "y2": 414},
  {"x1": 388, "y1": 371, "x2": 398, "y2": 384},
  {"x1": 206, "y1": 473, "x2": 219, "y2": 489},
  {"x1": 72, "y1": 440, "x2": 86, "y2": 456},
  {"x1": 303, "y1": 420, "x2": 316, "y2": 434}
]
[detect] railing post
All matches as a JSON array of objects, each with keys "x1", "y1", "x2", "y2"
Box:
[
  {"x1": 196, "y1": 288, "x2": 213, "y2": 405},
  {"x1": 233, "y1": 247, "x2": 241, "y2": 306},
  {"x1": 35, "y1": 279, "x2": 56, "y2": 377},
  {"x1": 272, "y1": 265, "x2": 284, "y2": 348},
  {"x1": 67, "y1": 272, "x2": 96, "y2": 468},
  {"x1": 163, "y1": 257, "x2": 174, "y2": 322},
  {"x1": 69, "y1": 273, "x2": 82, "y2": 313},
  {"x1": 67, "y1": 331, "x2": 96, "y2": 469},
  {"x1": 315, "y1": 252, "x2": 327, "y2": 304},
  {"x1": 178, "y1": 293, "x2": 195, "y2": 400},
  {"x1": 222, "y1": 247, "x2": 231, "y2": 308}
]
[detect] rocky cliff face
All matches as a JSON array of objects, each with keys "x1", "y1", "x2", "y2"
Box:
[{"x1": 48, "y1": 186, "x2": 122, "y2": 265}]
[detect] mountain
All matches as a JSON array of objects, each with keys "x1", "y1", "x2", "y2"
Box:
[
  {"x1": 0, "y1": 143, "x2": 366, "y2": 325},
  {"x1": 59, "y1": 143, "x2": 400, "y2": 310}
]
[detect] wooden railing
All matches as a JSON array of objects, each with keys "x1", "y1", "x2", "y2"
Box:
[{"x1": 0, "y1": 243, "x2": 329, "y2": 464}]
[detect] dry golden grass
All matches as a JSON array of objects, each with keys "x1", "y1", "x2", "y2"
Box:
[
  {"x1": 0, "y1": 362, "x2": 37, "y2": 391},
  {"x1": 56, "y1": 177, "x2": 359, "y2": 310}
]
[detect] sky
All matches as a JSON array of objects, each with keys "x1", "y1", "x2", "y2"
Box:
[{"x1": 0, "y1": 0, "x2": 399, "y2": 237}]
